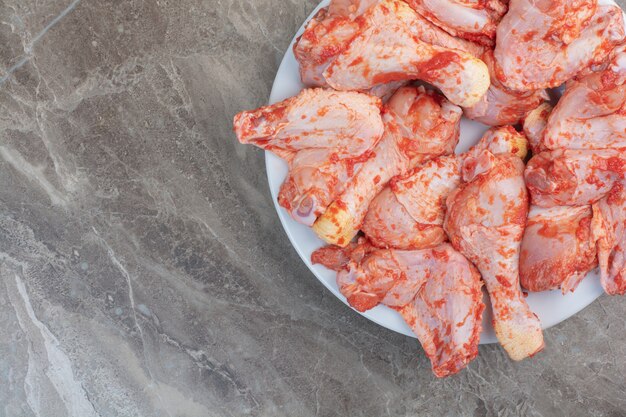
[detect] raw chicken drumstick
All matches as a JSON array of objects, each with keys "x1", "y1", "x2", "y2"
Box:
[
  {"x1": 294, "y1": 2, "x2": 374, "y2": 87},
  {"x1": 294, "y1": 0, "x2": 484, "y2": 94},
  {"x1": 463, "y1": 51, "x2": 549, "y2": 126},
  {"x1": 542, "y1": 43, "x2": 626, "y2": 150},
  {"x1": 405, "y1": 0, "x2": 507, "y2": 46},
  {"x1": 444, "y1": 150, "x2": 544, "y2": 361},
  {"x1": 362, "y1": 126, "x2": 528, "y2": 249},
  {"x1": 592, "y1": 183, "x2": 626, "y2": 295},
  {"x1": 520, "y1": 205, "x2": 597, "y2": 293},
  {"x1": 312, "y1": 242, "x2": 484, "y2": 378},
  {"x1": 313, "y1": 86, "x2": 462, "y2": 246},
  {"x1": 494, "y1": 0, "x2": 625, "y2": 91},
  {"x1": 323, "y1": 0, "x2": 490, "y2": 107},
  {"x1": 233, "y1": 88, "x2": 384, "y2": 225},
  {"x1": 525, "y1": 149, "x2": 626, "y2": 207}
]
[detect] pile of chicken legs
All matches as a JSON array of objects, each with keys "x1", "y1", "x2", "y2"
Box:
[{"x1": 234, "y1": 0, "x2": 626, "y2": 377}]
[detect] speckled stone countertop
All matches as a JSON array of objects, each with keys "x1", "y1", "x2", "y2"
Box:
[{"x1": 1, "y1": 1, "x2": 626, "y2": 416}]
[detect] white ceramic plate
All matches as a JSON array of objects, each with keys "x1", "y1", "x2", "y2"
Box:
[{"x1": 265, "y1": 0, "x2": 619, "y2": 343}]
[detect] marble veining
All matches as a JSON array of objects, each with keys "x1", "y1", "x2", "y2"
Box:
[{"x1": 1, "y1": 0, "x2": 626, "y2": 416}]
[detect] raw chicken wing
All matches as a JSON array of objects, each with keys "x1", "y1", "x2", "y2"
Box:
[
  {"x1": 444, "y1": 151, "x2": 544, "y2": 360},
  {"x1": 313, "y1": 86, "x2": 461, "y2": 246},
  {"x1": 405, "y1": 0, "x2": 507, "y2": 45},
  {"x1": 525, "y1": 149, "x2": 626, "y2": 207},
  {"x1": 234, "y1": 88, "x2": 383, "y2": 157},
  {"x1": 520, "y1": 206, "x2": 597, "y2": 293},
  {"x1": 542, "y1": 44, "x2": 626, "y2": 150},
  {"x1": 494, "y1": 0, "x2": 625, "y2": 90},
  {"x1": 323, "y1": 0, "x2": 490, "y2": 107},
  {"x1": 464, "y1": 51, "x2": 549, "y2": 126},
  {"x1": 234, "y1": 89, "x2": 384, "y2": 224},
  {"x1": 592, "y1": 183, "x2": 626, "y2": 295},
  {"x1": 313, "y1": 242, "x2": 484, "y2": 377}
]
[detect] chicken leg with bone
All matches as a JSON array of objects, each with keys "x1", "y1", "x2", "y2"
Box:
[
  {"x1": 313, "y1": 86, "x2": 461, "y2": 246},
  {"x1": 445, "y1": 151, "x2": 544, "y2": 360},
  {"x1": 312, "y1": 242, "x2": 484, "y2": 378},
  {"x1": 323, "y1": 0, "x2": 490, "y2": 107},
  {"x1": 294, "y1": 0, "x2": 484, "y2": 96},
  {"x1": 362, "y1": 126, "x2": 528, "y2": 249}
]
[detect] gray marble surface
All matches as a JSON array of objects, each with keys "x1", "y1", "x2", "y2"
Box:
[{"x1": 1, "y1": 1, "x2": 626, "y2": 416}]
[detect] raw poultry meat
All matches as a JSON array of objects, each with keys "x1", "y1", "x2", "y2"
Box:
[
  {"x1": 464, "y1": 51, "x2": 549, "y2": 126},
  {"x1": 406, "y1": 6, "x2": 487, "y2": 57},
  {"x1": 494, "y1": 0, "x2": 625, "y2": 91},
  {"x1": 294, "y1": 0, "x2": 485, "y2": 92},
  {"x1": 312, "y1": 242, "x2": 484, "y2": 377},
  {"x1": 323, "y1": 0, "x2": 490, "y2": 107},
  {"x1": 525, "y1": 149, "x2": 626, "y2": 207},
  {"x1": 234, "y1": 88, "x2": 384, "y2": 224},
  {"x1": 277, "y1": 148, "x2": 364, "y2": 225},
  {"x1": 293, "y1": 5, "x2": 371, "y2": 87},
  {"x1": 328, "y1": 0, "x2": 381, "y2": 17},
  {"x1": 520, "y1": 205, "x2": 597, "y2": 293},
  {"x1": 592, "y1": 183, "x2": 626, "y2": 295},
  {"x1": 467, "y1": 125, "x2": 529, "y2": 159},
  {"x1": 542, "y1": 43, "x2": 626, "y2": 150},
  {"x1": 523, "y1": 102, "x2": 553, "y2": 153},
  {"x1": 362, "y1": 126, "x2": 528, "y2": 249},
  {"x1": 234, "y1": 88, "x2": 383, "y2": 157},
  {"x1": 405, "y1": 0, "x2": 508, "y2": 45},
  {"x1": 444, "y1": 150, "x2": 544, "y2": 360},
  {"x1": 313, "y1": 86, "x2": 461, "y2": 246},
  {"x1": 233, "y1": 0, "x2": 626, "y2": 377},
  {"x1": 362, "y1": 156, "x2": 461, "y2": 250}
]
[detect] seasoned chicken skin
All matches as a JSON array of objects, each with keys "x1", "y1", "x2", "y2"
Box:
[
  {"x1": 464, "y1": 51, "x2": 549, "y2": 126},
  {"x1": 523, "y1": 102, "x2": 553, "y2": 154},
  {"x1": 313, "y1": 242, "x2": 484, "y2": 378},
  {"x1": 445, "y1": 151, "x2": 544, "y2": 361},
  {"x1": 405, "y1": 0, "x2": 508, "y2": 45},
  {"x1": 525, "y1": 149, "x2": 626, "y2": 207},
  {"x1": 520, "y1": 205, "x2": 597, "y2": 293},
  {"x1": 362, "y1": 126, "x2": 528, "y2": 250},
  {"x1": 592, "y1": 183, "x2": 626, "y2": 295},
  {"x1": 323, "y1": 0, "x2": 490, "y2": 107},
  {"x1": 294, "y1": 0, "x2": 485, "y2": 91},
  {"x1": 234, "y1": 88, "x2": 384, "y2": 224},
  {"x1": 313, "y1": 86, "x2": 461, "y2": 246},
  {"x1": 494, "y1": 0, "x2": 625, "y2": 91},
  {"x1": 363, "y1": 156, "x2": 461, "y2": 250},
  {"x1": 542, "y1": 43, "x2": 626, "y2": 150}
]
